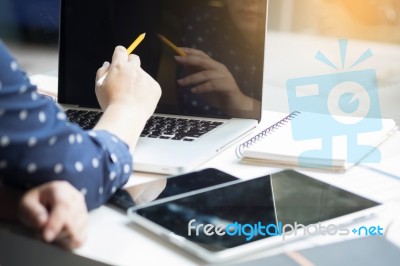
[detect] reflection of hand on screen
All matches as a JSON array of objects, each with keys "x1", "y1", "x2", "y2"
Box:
[
  {"x1": 175, "y1": 47, "x2": 260, "y2": 117},
  {"x1": 125, "y1": 179, "x2": 167, "y2": 205}
]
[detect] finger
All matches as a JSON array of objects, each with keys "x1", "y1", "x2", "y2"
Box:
[
  {"x1": 60, "y1": 206, "x2": 88, "y2": 249},
  {"x1": 180, "y1": 47, "x2": 209, "y2": 57},
  {"x1": 191, "y1": 81, "x2": 219, "y2": 94},
  {"x1": 175, "y1": 54, "x2": 221, "y2": 70},
  {"x1": 42, "y1": 203, "x2": 67, "y2": 243},
  {"x1": 51, "y1": 191, "x2": 88, "y2": 249},
  {"x1": 56, "y1": 236, "x2": 82, "y2": 250},
  {"x1": 128, "y1": 54, "x2": 141, "y2": 67},
  {"x1": 55, "y1": 235, "x2": 75, "y2": 249},
  {"x1": 111, "y1": 46, "x2": 128, "y2": 66},
  {"x1": 19, "y1": 190, "x2": 49, "y2": 229},
  {"x1": 54, "y1": 221, "x2": 87, "y2": 249},
  {"x1": 177, "y1": 70, "x2": 224, "y2": 87},
  {"x1": 96, "y1": 61, "x2": 110, "y2": 80}
]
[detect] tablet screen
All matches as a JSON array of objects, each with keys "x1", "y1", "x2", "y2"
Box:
[
  {"x1": 110, "y1": 168, "x2": 238, "y2": 210},
  {"x1": 130, "y1": 170, "x2": 380, "y2": 252}
]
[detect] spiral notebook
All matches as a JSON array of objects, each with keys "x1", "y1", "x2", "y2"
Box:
[{"x1": 236, "y1": 111, "x2": 398, "y2": 172}]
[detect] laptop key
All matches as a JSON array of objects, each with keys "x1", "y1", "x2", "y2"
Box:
[{"x1": 66, "y1": 110, "x2": 223, "y2": 141}]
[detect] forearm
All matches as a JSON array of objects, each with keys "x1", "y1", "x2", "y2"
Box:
[
  {"x1": 1, "y1": 126, "x2": 132, "y2": 211},
  {"x1": 0, "y1": 185, "x2": 22, "y2": 221},
  {"x1": 94, "y1": 104, "x2": 149, "y2": 150},
  {"x1": 0, "y1": 42, "x2": 134, "y2": 212}
]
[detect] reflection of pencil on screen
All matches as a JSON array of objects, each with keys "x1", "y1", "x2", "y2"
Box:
[
  {"x1": 97, "y1": 33, "x2": 146, "y2": 86},
  {"x1": 157, "y1": 34, "x2": 187, "y2": 56}
]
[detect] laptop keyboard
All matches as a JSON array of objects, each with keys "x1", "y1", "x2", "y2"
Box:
[{"x1": 65, "y1": 109, "x2": 224, "y2": 141}]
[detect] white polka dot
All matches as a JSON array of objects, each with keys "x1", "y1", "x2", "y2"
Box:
[
  {"x1": 10, "y1": 61, "x2": 18, "y2": 71},
  {"x1": 54, "y1": 163, "x2": 63, "y2": 174},
  {"x1": 88, "y1": 131, "x2": 97, "y2": 138},
  {"x1": 75, "y1": 161, "x2": 84, "y2": 172},
  {"x1": 69, "y1": 134, "x2": 76, "y2": 144},
  {"x1": 27, "y1": 163, "x2": 37, "y2": 173},
  {"x1": 111, "y1": 186, "x2": 117, "y2": 193},
  {"x1": 0, "y1": 109, "x2": 4, "y2": 117},
  {"x1": 19, "y1": 110, "x2": 28, "y2": 120},
  {"x1": 19, "y1": 85, "x2": 27, "y2": 94},
  {"x1": 124, "y1": 164, "x2": 130, "y2": 174},
  {"x1": 92, "y1": 158, "x2": 99, "y2": 168},
  {"x1": 57, "y1": 112, "x2": 66, "y2": 120},
  {"x1": 110, "y1": 153, "x2": 118, "y2": 163},
  {"x1": 0, "y1": 160, "x2": 7, "y2": 169},
  {"x1": 109, "y1": 171, "x2": 117, "y2": 181},
  {"x1": 49, "y1": 136, "x2": 57, "y2": 146},
  {"x1": 38, "y1": 111, "x2": 46, "y2": 123},
  {"x1": 76, "y1": 134, "x2": 83, "y2": 144},
  {"x1": 31, "y1": 92, "x2": 38, "y2": 101},
  {"x1": 80, "y1": 188, "x2": 87, "y2": 196},
  {"x1": 111, "y1": 136, "x2": 119, "y2": 143},
  {"x1": 0, "y1": 136, "x2": 10, "y2": 147},
  {"x1": 28, "y1": 137, "x2": 37, "y2": 147},
  {"x1": 99, "y1": 186, "x2": 104, "y2": 194}
]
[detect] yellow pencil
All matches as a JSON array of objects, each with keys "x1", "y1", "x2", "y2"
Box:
[
  {"x1": 127, "y1": 33, "x2": 146, "y2": 54},
  {"x1": 158, "y1": 34, "x2": 187, "y2": 56},
  {"x1": 97, "y1": 33, "x2": 146, "y2": 86}
]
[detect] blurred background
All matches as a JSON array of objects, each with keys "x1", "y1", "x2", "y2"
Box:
[
  {"x1": 0, "y1": 0, "x2": 399, "y2": 123},
  {"x1": 1, "y1": 0, "x2": 399, "y2": 74},
  {"x1": 0, "y1": 0, "x2": 59, "y2": 74}
]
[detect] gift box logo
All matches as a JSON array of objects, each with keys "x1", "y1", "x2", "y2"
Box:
[{"x1": 286, "y1": 39, "x2": 382, "y2": 167}]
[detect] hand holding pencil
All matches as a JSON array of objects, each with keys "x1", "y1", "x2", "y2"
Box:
[
  {"x1": 96, "y1": 33, "x2": 146, "y2": 86},
  {"x1": 93, "y1": 36, "x2": 161, "y2": 150}
]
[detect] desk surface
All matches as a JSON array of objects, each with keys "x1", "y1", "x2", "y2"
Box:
[
  {"x1": 73, "y1": 126, "x2": 400, "y2": 266},
  {"x1": 28, "y1": 32, "x2": 400, "y2": 265}
]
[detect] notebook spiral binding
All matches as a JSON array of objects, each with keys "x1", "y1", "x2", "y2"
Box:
[{"x1": 235, "y1": 111, "x2": 301, "y2": 158}]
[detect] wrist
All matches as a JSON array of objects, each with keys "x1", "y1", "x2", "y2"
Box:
[
  {"x1": 95, "y1": 103, "x2": 152, "y2": 148},
  {"x1": 105, "y1": 103, "x2": 150, "y2": 126}
]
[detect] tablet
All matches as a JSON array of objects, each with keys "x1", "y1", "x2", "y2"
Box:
[
  {"x1": 109, "y1": 168, "x2": 239, "y2": 211},
  {"x1": 127, "y1": 170, "x2": 383, "y2": 263}
]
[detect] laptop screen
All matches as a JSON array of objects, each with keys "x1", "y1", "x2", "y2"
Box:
[{"x1": 59, "y1": 0, "x2": 267, "y2": 120}]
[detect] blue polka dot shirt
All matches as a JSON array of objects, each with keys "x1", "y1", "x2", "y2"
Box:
[{"x1": 0, "y1": 40, "x2": 132, "y2": 210}]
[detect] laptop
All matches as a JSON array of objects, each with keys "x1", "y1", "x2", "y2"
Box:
[{"x1": 58, "y1": 0, "x2": 268, "y2": 174}]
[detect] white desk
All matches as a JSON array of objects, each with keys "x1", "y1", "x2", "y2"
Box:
[
  {"x1": 71, "y1": 124, "x2": 400, "y2": 266},
  {"x1": 28, "y1": 32, "x2": 400, "y2": 265}
]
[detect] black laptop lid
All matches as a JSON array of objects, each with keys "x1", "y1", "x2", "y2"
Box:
[{"x1": 58, "y1": 0, "x2": 267, "y2": 121}]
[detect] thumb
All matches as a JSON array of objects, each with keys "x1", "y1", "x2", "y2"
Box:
[
  {"x1": 96, "y1": 61, "x2": 110, "y2": 81},
  {"x1": 19, "y1": 192, "x2": 49, "y2": 229}
]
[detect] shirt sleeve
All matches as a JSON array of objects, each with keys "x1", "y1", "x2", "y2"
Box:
[{"x1": 0, "y1": 40, "x2": 132, "y2": 210}]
